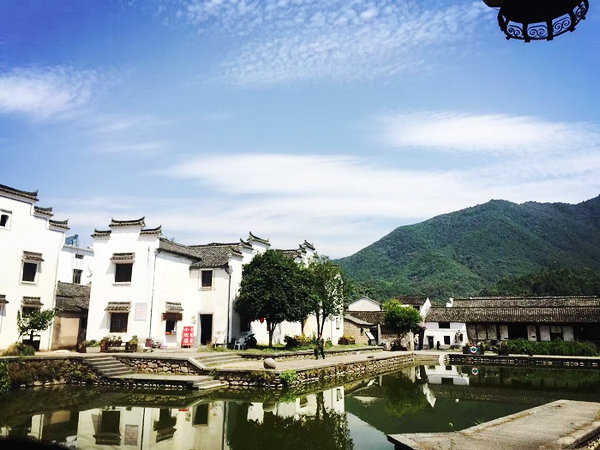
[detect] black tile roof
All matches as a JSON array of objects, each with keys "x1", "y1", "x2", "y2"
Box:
[
  {"x1": 49, "y1": 219, "x2": 69, "y2": 230},
  {"x1": 0, "y1": 183, "x2": 38, "y2": 202},
  {"x1": 109, "y1": 217, "x2": 146, "y2": 227},
  {"x1": 105, "y1": 301, "x2": 131, "y2": 312},
  {"x1": 23, "y1": 251, "x2": 44, "y2": 262},
  {"x1": 55, "y1": 282, "x2": 90, "y2": 312},
  {"x1": 140, "y1": 225, "x2": 162, "y2": 235},
  {"x1": 452, "y1": 296, "x2": 600, "y2": 308},
  {"x1": 394, "y1": 295, "x2": 428, "y2": 306},
  {"x1": 159, "y1": 238, "x2": 242, "y2": 269},
  {"x1": 34, "y1": 206, "x2": 53, "y2": 217},
  {"x1": 92, "y1": 229, "x2": 111, "y2": 238},
  {"x1": 0, "y1": 294, "x2": 7, "y2": 305},
  {"x1": 22, "y1": 297, "x2": 43, "y2": 307},
  {"x1": 302, "y1": 240, "x2": 315, "y2": 251},
  {"x1": 248, "y1": 231, "x2": 269, "y2": 245},
  {"x1": 111, "y1": 252, "x2": 135, "y2": 262},
  {"x1": 344, "y1": 314, "x2": 374, "y2": 326},
  {"x1": 426, "y1": 306, "x2": 600, "y2": 324}
]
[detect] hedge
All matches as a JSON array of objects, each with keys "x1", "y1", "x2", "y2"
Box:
[{"x1": 504, "y1": 339, "x2": 599, "y2": 357}]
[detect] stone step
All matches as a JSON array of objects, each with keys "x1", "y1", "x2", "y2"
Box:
[
  {"x1": 196, "y1": 354, "x2": 242, "y2": 364},
  {"x1": 83, "y1": 355, "x2": 132, "y2": 378},
  {"x1": 193, "y1": 379, "x2": 228, "y2": 391}
]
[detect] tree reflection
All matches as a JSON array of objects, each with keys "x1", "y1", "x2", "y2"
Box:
[
  {"x1": 380, "y1": 372, "x2": 429, "y2": 418},
  {"x1": 226, "y1": 392, "x2": 354, "y2": 450}
]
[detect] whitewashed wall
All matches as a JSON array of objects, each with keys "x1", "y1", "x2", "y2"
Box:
[
  {"x1": 57, "y1": 245, "x2": 93, "y2": 285},
  {"x1": 86, "y1": 227, "x2": 159, "y2": 342},
  {"x1": 0, "y1": 194, "x2": 65, "y2": 350}
]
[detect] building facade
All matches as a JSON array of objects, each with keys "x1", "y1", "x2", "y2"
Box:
[
  {"x1": 0, "y1": 184, "x2": 69, "y2": 351},
  {"x1": 424, "y1": 296, "x2": 600, "y2": 346}
]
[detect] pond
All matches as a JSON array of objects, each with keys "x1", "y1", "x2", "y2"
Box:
[{"x1": 1, "y1": 364, "x2": 599, "y2": 449}]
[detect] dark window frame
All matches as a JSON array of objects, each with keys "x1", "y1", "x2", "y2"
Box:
[
  {"x1": 165, "y1": 319, "x2": 177, "y2": 334},
  {"x1": 75, "y1": 254, "x2": 84, "y2": 260},
  {"x1": 73, "y1": 269, "x2": 83, "y2": 284},
  {"x1": 201, "y1": 270, "x2": 213, "y2": 288},
  {"x1": 115, "y1": 263, "x2": 133, "y2": 283},
  {"x1": 438, "y1": 321, "x2": 451, "y2": 329},
  {"x1": 443, "y1": 335, "x2": 451, "y2": 345},
  {"x1": 110, "y1": 312, "x2": 129, "y2": 333},
  {"x1": 22, "y1": 262, "x2": 38, "y2": 283},
  {"x1": 0, "y1": 213, "x2": 9, "y2": 228}
]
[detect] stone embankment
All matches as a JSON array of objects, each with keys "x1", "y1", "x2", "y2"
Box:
[
  {"x1": 447, "y1": 353, "x2": 600, "y2": 369},
  {"x1": 215, "y1": 352, "x2": 415, "y2": 389}
]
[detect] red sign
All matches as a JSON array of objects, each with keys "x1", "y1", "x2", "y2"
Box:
[{"x1": 181, "y1": 326, "x2": 194, "y2": 347}]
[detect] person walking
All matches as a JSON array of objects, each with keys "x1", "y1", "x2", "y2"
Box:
[{"x1": 316, "y1": 334, "x2": 325, "y2": 359}]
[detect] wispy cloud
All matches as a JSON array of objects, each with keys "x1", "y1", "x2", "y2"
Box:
[
  {"x1": 0, "y1": 66, "x2": 98, "y2": 119},
  {"x1": 382, "y1": 111, "x2": 600, "y2": 155},
  {"x1": 169, "y1": 0, "x2": 488, "y2": 85}
]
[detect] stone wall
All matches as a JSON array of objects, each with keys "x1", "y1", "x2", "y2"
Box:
[
  {"x1": 343, "y1": 321, "x2": 370, "y2": 345},
  {"x1": 116, "y1": 356, "x2": 203, "y2": 374},
  {"x1": 241, "y1": 346, "x2": 382, "y2": 361},
  {"x1": 215, "y1": 353, "x2": 415, "y2": 389},
  {"x1": 448, "y1": 354, "x2": 600, "y2": 369}
]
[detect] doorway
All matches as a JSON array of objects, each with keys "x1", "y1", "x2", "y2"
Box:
[
  {"x1": 200, "y1": 314, "x2": 213, "y2": 345},
  {"x1": 427, "y1": 336, "x2": 434, "y2": 350}
]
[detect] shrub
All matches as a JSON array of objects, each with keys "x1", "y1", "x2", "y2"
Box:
[
  {"x1": 284, "y1": 334, "x2": 312, "y2": 349},
  {"x1": 0, "y1": 361, "x2": 9, "y2": 395},
  {"x1": 279, "y1": 370, "x2": 298, "y2": 386},
  {"x1": 338, "y1": 334, "x2": 355, "y2": 345},
  {"x1": 505, "y1": 339, "x2": 599, "y2": 357},
  {"x1": 3, "y1": 343, "x2": 36, "y2": 356}
]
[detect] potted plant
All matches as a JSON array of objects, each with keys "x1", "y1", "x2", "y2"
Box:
[{"x1": 126, "y1": 335, "x2": 139, "y2": 353}]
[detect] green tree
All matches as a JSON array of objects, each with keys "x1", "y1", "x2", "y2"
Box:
[
  {"x1": 16, "y1": 309, "x2": 56, "y2": 343},
  {"x1": 235, "y1": 250, "x2": 310, "y2": 347},
  {"x1": 382, "y1": 299, "x2": 422, "y2": 340},
  {"x1": 307, "y1": 256, "x2": 345, "y2": 336}
]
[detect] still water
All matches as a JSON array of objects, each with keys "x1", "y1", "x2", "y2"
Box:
[{"x1": 1, "y1": 365, "x2": 599, "y2": 449}]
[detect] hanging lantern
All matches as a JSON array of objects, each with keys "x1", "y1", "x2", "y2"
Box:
[
  {"x1": 483, "y1": 0, "x2": 589, "y2": 42},
  {"x1": 260, "y1": 317, "x2": 265, "y2": 323}
]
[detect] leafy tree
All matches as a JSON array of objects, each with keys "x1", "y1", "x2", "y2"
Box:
[
  {"x1": 16, "y1": 309, "x2": 56, "y2": 343},
  {"x1": 307, "y1": 256, "x2": 345, "y2": 336},
  {"x1": 235, "y1": 250, "x2": 310, "y2": 347},
  {"x1": 382, "y1": 299, "x2": 422, "y2": 340}
]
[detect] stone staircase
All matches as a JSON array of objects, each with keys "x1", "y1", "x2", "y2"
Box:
[
  {"x1": 195, "y1": 353, "x2": 243, "y2": 368},
  {"x1": 85, "y1": 355, "x2": 133, "y2": 378},
  {"x1": 192, "y1": 376, "x2": 229, "y2": 391}
]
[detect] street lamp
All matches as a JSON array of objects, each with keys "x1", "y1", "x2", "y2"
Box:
[{"x1": 483, "y1": 0, "x2": 589, "y2": 42}]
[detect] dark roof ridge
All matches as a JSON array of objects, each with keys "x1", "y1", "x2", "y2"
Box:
[
  {"x1": 302, "y1": 240, "x2": 315, "y2": 250},
  {"x1": 92, "y1": 229, "x2": 111, "y2": 238},
  {"x1": 0, "y1": 183, "x2": 39, "y2": 202},
  {"x1": 109, "y1": 217, "x2": 146, "y2": 227},
  {"x1": 49, "y1": 219, "x2": 69, "y2": 230},
  {"x1": 34, "y1": 206, "x2": 54, "y2": 217},
  {"x1": 140, "y1": 225, "x2": 162, "y2": 235},
  {"x1": 248, "y1": 231, "x2": 269, "y2": 244}
]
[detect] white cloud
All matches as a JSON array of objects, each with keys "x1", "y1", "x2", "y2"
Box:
[
  {"x1": 0, "y1": 66, "x2": 98, "y2": 119},
  {"x1": 382, "y1": 111, "x2": 600, "y2": 155},
  {"x1": 171, "y1": 0, "x2": 488, "y2": 85}
]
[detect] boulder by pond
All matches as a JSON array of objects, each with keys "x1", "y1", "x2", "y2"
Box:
[{"x1": 263, "y1": 358, "x2": 276, "y2": 369}]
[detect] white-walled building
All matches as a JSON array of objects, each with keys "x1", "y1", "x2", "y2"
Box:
[
  {"x1": 85, "y1": 220, "x2": 340, "y2": 348},
  {"x1": 0, "y1": 184, "x2": 69, "y2": 351},
  {"x1": 348, "y1": 297, "x2": 381, "y2": 312},
  {"x1": 57, "y1": 240, "x2": 93, "y2": 285}
]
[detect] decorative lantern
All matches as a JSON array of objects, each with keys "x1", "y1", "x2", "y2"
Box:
[{"x1": 483, "y1": 0, "x2": 589, "y2": 42}]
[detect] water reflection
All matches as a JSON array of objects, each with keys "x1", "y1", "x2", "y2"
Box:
[{"x1": 0, "y1": 365, "x2": 599, "y2": 449}]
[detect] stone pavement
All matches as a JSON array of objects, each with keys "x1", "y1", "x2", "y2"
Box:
[{"x1": 388, "y1": 400, "x2": 600, "y2": 450}]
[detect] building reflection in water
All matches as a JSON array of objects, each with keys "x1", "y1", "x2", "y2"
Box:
[{"x1": 0, "y1": 386, "x2": 346, "y2": 449}]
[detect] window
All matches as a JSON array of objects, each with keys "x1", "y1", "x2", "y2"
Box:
[
  {"x1": 0, "y1": 212, "x2": 10, "y2": 228},
  {"x1": 72, "y1": 269, "x2": 83, "y2": 284},
  {"x1": 75, "y1": 254, "x2": 84, "y2": 260},
  {"x1": 22, "y1": 306, "x2": 39, "y2": 317},
  {"x1": 201, "y1": 270, "x2": 213, "y2": 288},
  {"x1": 22, "y1": 262, "x2": 38, "y2": 283},
  {"x1": 438, "y1": 322, "x2": 450, "y2": 329},
  {"x1": 115, "y1": 263, "x2": 133, "y2": 283},
  {"x1": 165, "y1": 320, "x2": 177, "y2": 335},
  {"x1": 444, "y1": 335, "x2": 451, "y2": 345},
  {"x1": 110, "y1": 313, "x2": 129, "y2": 333}
]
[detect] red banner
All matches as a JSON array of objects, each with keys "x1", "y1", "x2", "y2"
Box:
[{"x1": 181, "y1": 326, "x2": 194, "y2": 347}]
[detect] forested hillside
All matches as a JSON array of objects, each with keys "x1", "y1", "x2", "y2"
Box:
[{"x1": 337, "y1": 196, "x2": 600, "y2": 301}]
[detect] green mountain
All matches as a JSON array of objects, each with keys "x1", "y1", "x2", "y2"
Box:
[{"x1": 336, "y1": 195, "x2": 600, "y2": 301}]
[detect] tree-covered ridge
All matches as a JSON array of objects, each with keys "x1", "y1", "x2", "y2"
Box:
[
  {"x1": 481, "y1": 267, "x2": 600, "y2": 297},
  {"x1": 336, "y1": 195, "x2": 600, "y2": 302}
]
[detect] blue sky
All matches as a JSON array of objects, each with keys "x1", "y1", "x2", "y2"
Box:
[{"x1": 1, "y1": 0, "x2": 599, "y2": 257}]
